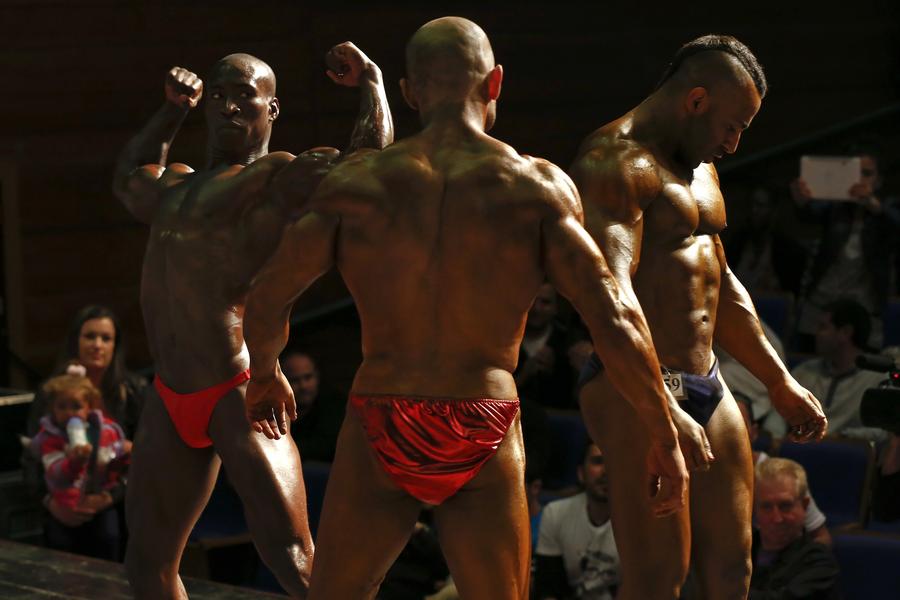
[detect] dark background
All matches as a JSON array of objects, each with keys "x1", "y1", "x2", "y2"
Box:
[{"x1": 2, "y1": 0, "x2": 898, "y2": 387}]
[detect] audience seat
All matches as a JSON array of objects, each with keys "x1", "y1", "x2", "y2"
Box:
[
  {"x1": 183, "y1": 471, "x2": 254, "y2": 582},
  {"x1": 776, "y1": 437, "x2": 877, "y2": 528},
  {"x1": 752, "y1": 292, "x2": 791, "y2": 340},
  {"x1": 302, "y1": 460, "x2": 331, "y2": 538},
  {"x1": 866, "y1": 518, "x2": 900, "y2": 534},
  {"x1": 832, "y1": 532, "x2": 900, "y2": 599}
]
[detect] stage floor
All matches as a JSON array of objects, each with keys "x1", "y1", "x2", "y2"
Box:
[{"x1": 0, "y1": 539, "x2": 286, "y2": 599}]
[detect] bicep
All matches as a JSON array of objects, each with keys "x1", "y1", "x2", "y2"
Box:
[{"x1": 115, "y1": 164, "x2": 189, "y2": 224}]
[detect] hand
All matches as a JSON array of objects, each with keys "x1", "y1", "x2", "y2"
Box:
[
  {"x1": 66, "y1": 443, "x2": 92, "y2": 463},
  {"x1": 47, "y1": 496, "x2": 95, "y2": 527},
  {"x1": 79, "y1": 491, "x2": 114, "y2": 513},
  {"x1": 769, "y1": 376, "x2": 827, "y2": 442},
  {"x1": 245, "y1": 369, "x2": 297, "y2": 440},
  {"x1": 669, "y1": 400, "x2": 714, "y2": 471},
  {"x1": 121, "y1": 439, "x2": 133, "y2": 455},
  {"x1": 325, "y1": 41, "x2": 377, "y2": 87},
  {"x1": 165, "y1": 67, "x2": 203, "y2": 109},
  {"x1": 646, "y1": 438, "x2": 688, "y2": 518},
  {"x1": 848, "y1": 180, "x2": 875, "y2": 200},
  {"x1": 789, "y1": 177, "x2": 813, "y2": 204},
  {"x1": 847, "y1": 181, "x2": 881, "y2": 213}
]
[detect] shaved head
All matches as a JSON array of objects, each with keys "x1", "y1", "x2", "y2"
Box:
[
  {"x1": 405, "y1": 17, "x2": 495, "y2": 98},
  {"x1": 210, "y1": 53, "x2": 277, "y2": 98},
  {"x1": 657, "y1": 35, "x2": 766, "y2": 98}
]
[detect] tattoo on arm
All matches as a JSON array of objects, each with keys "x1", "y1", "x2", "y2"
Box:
[{"x1": 345, "y1": 68, "x2": 393, "y2": 153}]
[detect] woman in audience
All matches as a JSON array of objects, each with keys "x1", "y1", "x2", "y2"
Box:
[
  {"x1": 28, "y1": 305, "x2": 146, "y2": 439},
  {"x1": 24, "y1": 304, "x2": 146, "y2": 552}
]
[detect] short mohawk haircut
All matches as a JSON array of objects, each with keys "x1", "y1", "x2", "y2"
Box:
[{"x1": 656, "y1": 34, "x2": 767, "y2": 98}]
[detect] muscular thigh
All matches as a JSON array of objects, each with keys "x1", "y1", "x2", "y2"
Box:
[
  {"x1": 126, "y1": 388, "x2": 219, "y2": 542},
  {"x1": 207, "y1": 387, "x2": 308, "y2": 515},
  {"x1": 308, "y1": 411, "x2": 422, "y2": 600},
  {"x1": 580, "y1": 376, "x2": 690, "y2": 572},
  {"x1": 688, "y1": 379, "x2": 753, "y2": 566},
  {"x1": 433, "y1": 414, "x2": 530, "y2": 600}
]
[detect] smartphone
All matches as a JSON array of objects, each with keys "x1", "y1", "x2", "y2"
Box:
[{"x1": 800, "y1": 155, "x2": 861, "y2": 200}]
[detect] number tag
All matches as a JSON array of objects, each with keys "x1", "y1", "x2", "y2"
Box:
[{"x1": 663, "y1": 371, "x2": 686, "y2": 400}]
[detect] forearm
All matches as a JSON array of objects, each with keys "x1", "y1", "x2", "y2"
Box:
[
  {"x1": 715, "y1": 271, "x2": 789, "y2": 389},
  {"x1": 245, "y1": 294, "x2": 292, "y2": 380},
  {"x1": 113, "y1": 101, "x2": 187, "y2": 196},
  {"x1": 346, "y1": 65, "x2": 393, "y2": 152},
  {"x1": 246, "y1": 213, "x2": 338, "y2": 378}
]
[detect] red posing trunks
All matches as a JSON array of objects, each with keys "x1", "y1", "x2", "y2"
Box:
[
  {"x1": 349, "y1": 394, "x2": 520, "y2": 505},
  {"x1": 154, "y1": 369, "x2": 251, "y2": 448}
]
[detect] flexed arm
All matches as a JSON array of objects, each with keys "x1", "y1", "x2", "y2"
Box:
[
  {"x1": 325, "y1": 41, "x2": 394, "y2": 153},
  {"x1": 537, "y1": 158, "x2": 687, "y2": 516},
  {"x1": 112, "y1": 67, "x2": 201, "y2": 223},
  {"x1": 269, "y1": 42, "x2": 394, "y2": 207}
]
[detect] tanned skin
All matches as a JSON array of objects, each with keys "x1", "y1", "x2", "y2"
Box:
[
  {"x1": 112, "y1": 43, "x2": 393, "y2": 600},
  {"x1": 571, "y1": 45, "x2": 827, "y2": 599},
  {"x1": 243, "y1": 18, "x2": 687, "y2": 600}
]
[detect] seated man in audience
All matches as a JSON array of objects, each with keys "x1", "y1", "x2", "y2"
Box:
[
  {"x1": 790, "y1": 140, "x2": 900, "y2": 351},
  {"x1": 751, "y1": 458, "x2": 840, "y2": 599},
  {"x1": 736, "y1": 395, "x2": 831, "y2": 545},
  {"x1": 282, "y1": 351, "x2": 345, "y2": 462},
  {"x1": 769, "y1": 298, "x2": 887, "y2": 442},
  {"x1": 535, "y1": 442, "x2": 619, "y2": 600}
]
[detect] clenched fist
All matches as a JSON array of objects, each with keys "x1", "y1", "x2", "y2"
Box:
[
  {"x1": 325, "y1": 41, "x2": 377, "y2": 87},
  {"x1": 165, "y1": 67, "x2": 203, "y2": 109}
]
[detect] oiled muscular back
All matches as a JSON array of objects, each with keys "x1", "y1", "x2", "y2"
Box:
[{"x1": 323, "y1": 132, "x2": 559, "y2": 398}]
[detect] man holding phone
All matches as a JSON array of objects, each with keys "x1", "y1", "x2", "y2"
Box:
[{"x1": 790, "y1": 141, "x2": 900, "y2": 351}]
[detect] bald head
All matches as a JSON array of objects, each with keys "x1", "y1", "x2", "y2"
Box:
[
  {"x1": 203, "y1": 52, "x2": 280, "y2": 160},
  {"x1": 210, "y1": 53, "x2": 276, "y2": 98},
  {"x1": 405, "y1": 17, "x2": 495, "y2": 98},
  {"x1": 657, "y1": 35, "x2": 766, "y2": 98}
]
